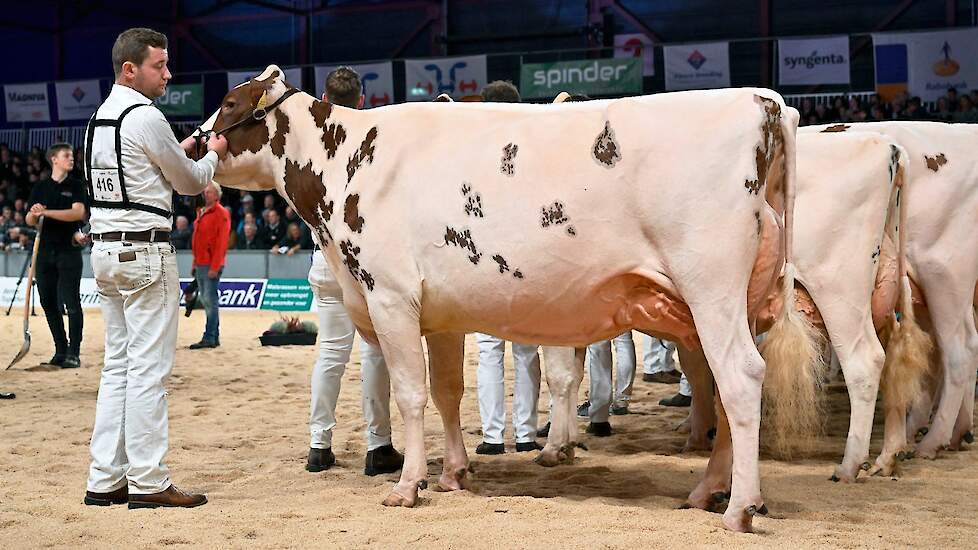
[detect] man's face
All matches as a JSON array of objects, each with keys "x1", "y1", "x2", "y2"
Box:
[
  {"x1": 244, "y1": 224, "x2": 256, "y2": 238},
  {"x1": 203, "y1": 185, "x2": 220, "y2": 206},
  {"x1": 50, "y1": 149, "x2": 74, "y2": 173},
  {"x1": 175, "y1": 216, "x2": 188, "y2": 230},
  {"x1": 128, "y1": 46, "x2": 171, "y2": 99},
  {"x1": 268, "y1": 211, "x2": 279, "y2": 225}
]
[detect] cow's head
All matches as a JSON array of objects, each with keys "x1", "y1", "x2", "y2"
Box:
[{"x1": 198, "y1": 64, "x2": 295, "y2": 191}]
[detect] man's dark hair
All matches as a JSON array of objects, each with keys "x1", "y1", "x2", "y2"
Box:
[
  {"x1": 112, "y1": 28, "x2": 168, "y2": 78},
  {"x1": 45, "y1": 142, "x2": 72, "y2": 163},
  {"x1": 482, "y1": 80, "x2": 520, "y2": 103},
  {"x1": 325, "y1": 67, "x2": 362, "y2": 108}
]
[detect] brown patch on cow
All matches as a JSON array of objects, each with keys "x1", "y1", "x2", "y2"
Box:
[
  {"x1": 270, "y1": 110, "x2": 289, "y2": 158},
  {"x1": 344, "y1": 194, "x2": 364, "y2": 233},
  {"x1": 444, "y1": 226, "x2": 482, "y2": 264},
  {"x1": 492, "y1": 254, "x2": 510, "y2": 274},
  {"x1": 338, "y1": 239, "x2": 374, "y2": 290},
  {"x1": 309, "y1": 100, "x2": 333, "y2": 127},
  {"x1": 347, "y1": 127, "x2": 379, "y2": 184},
  {"x1": 924, "y1": 153, "x2": 947, "y2": 172},
  {"x1": 283, "y1": 159, "x2": 332, "y2": 244},
  {"x1": 820, "y1": 124, "x2": 850, "y2": 133},
  {"x1": 541, "y1": 201, "x2": 569, "y2": 228},
  {"x1": 754, "y1": 211, "x2": 762, "y2": 236},
  {"x1": 749, "y1": 95, "x2": 783, "y2": 198},
  {"x1": 513, "y1": 269, "x2": 524, "y2": 279},
  {"x1": 566, "y1": 226, "x2": 576, "y2": 237},
  {"x1": 501, "y1": 143, "x2": 518, "y2": 176},
  {"x1": 323, "y1": 123, "x2": 347, "y2": 160},
  {"x1": 461, "y1": 183, "x2": 484, "y2": 217},
  {"x1": 592, "y1": 121, "x2": 621, "y2": 167}
]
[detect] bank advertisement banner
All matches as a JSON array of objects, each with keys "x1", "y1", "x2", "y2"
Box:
[
  {"x1": 155, "y1": 83, "x2": 204, "y2": 117},
  {"x1": 777, "y1": 36, "x2": 851, "y2": 85},
  {"x1": 55, "y1": 79, "x2": 102, "y2": 120},
  {"x1": 314, "y1": 62, "x2": 394, "y2": 108},
  {"x1": 873, "y1": 28, "x2": 978, "y2": 102},
  {"x1": 614, "y1": 33, "x2": 655, "y2": 76},
  {"x1": 404, "y1": 55, "x2": 487, "y2": 101},
  {"x1": 663, "y1": 41, "x2": 730, "y2": 91},
  {"x1": 520, "y1": 58, "x2": 642, "y2": 99},
  {"x1": 227, "y1": 68, "x2": 303, "y2": 91},
  {"x1": 4, "y1": 83, "x2": 51, "y2": 123}
]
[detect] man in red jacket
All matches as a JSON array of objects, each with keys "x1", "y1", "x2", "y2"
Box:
[{"x1": 189, "y1": 182, "x2": 230, "y2": 349}]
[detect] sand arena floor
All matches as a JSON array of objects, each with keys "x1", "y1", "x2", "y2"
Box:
[{"x1": 1, "y1": 310, "x2": 976, "y2": 548}]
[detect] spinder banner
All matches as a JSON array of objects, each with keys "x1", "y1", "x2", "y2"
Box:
[
  {"x1": 4, "y1": 83, "x2": 51, "y2": 123},
  {"x1": 154, "y1": 83, "x2": 203, "y2": 117},
  {"x1": 614, "y1": 33, "x2": 655, "y2": 76},
  {"x1": 663, "y1": 42, "x2": 730, "y2": 91},
  {"x1": 314, "y1": 62, "x2": 394, "y2": 108},
  {"x1": 873, "y1": 28, "x2": 978, "y2": 102},
  {"x1": 404, "y1": 55, "x2": 487, "y2": 101},
  {"x1": 520, "y1": 58, "x2": 642, "y2": 99},
  {"x1": 227, "y1": 67, "x2": 303, "y2": 91},
  {"x1": 55, "y1": 79, "x2": 102, "y2": 120},
  {"x1": 777, "y1": 36, "x2": 851, "y2": 86}
]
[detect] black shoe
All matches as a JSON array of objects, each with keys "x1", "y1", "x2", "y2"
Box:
[
  {"x1": 515, "y1": 441, "x2": 544, "y2": 452},
  {"x1": 475, "y1": 442, "x2": 505, "y2": 455},
  {"x1": 577, "y1": 401, "x2": 590, "y2": 418},
  {"x1": 611, "y1": 403, "x2": 629, "y2": 416},
  {"x1": 188, "y1": 340, "x2": 218, "y2": 350},
  {"x1": 306, "y1": 447, "x2": 336, "y2": 472},
  {"x1": 62, "y1": 355, "x2": 80, "y2": 369},
  {"x1": 586, "y1": 422, "x2": 613, "y2": 437},
  {"x1": 643, "y1": 370, "x2": 682, "y2": 384},
  {"x1": 364, "y1": 444, "x2": 404, "y2": 476},
  {"x1": 537, "y1": 422, "x2": 551, "y2": 438},
  {"x1": 659, "y1": 393, "x2": 692, "y2": 407},
  {"x1": 44, "y1": 354, "x2": 66, "y2": 367}
]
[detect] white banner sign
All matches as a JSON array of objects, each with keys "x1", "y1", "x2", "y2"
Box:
[
  {"x1": 314, "y1": 62, "x2": 395, "y2": 108},
  {"x1": 55, "y1": 79, "x2": 102, "y2": 121},
  {"x1": 227, "y1": 68, "x2": 303, "y2": 91},
  {"x1": 4, "y1": 83, "x2": 51, "y2": 123},
  {"x1": 663, "y1": 42, "x2": 730, "y2": 91},
  {"x1": 404, "y1": 55, "x2": 487, "y2": 101},
  {"x1": 0, "y1": 277, "x2": 100, "y2": 309},
  {"x1": 614, "y1": 33, "x2": 655, "y2": 76},
  {"x1": 778, "y1": 36, "x2": 851, "y2": 86},
  {"x1": 873, "y1": 28, "x2": 978, "y2": 102}
]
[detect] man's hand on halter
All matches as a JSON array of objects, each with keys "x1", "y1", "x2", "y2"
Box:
[{"x1": 207, "y1": 134, "x2": 229, "y2": 160}]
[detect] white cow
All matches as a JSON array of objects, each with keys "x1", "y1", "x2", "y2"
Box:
[{"x1": 200, "y1": 65, "x2": 814, "y2": 532}]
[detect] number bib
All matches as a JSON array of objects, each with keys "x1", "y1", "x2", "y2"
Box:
[{"x1": 90, "y1": 168, "x2": 124, "y2": 202}]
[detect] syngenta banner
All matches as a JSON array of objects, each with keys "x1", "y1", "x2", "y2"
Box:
[
  {"x1": 778, "y1": 36, "x2": 851, "y2": 86},
  {"x1": 520, "y1": 58, "x2": 641, "y2": 99}
]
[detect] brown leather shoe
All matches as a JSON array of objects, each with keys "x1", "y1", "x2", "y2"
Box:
[
  {"x1": 84, "y1": 486, "x2": 128, "y2": 506},
  {"x1": 128, "y1": 485, "x2": 207, "y2": 509}
]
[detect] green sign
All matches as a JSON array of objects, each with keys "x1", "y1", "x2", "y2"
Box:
[
  {"x1": 520, "y1": 58, "x2": 642, "y2": 99},
  {"x1": 155, "y1": 83, "x2": 203, "y2": 116},
  {"x1": 260, "y1": 278, "x2": 314, "y2": 311}
]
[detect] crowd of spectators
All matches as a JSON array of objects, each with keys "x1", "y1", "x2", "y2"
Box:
[{"x1": 798, "y1": 87, "x2": 978, "y2": 126}]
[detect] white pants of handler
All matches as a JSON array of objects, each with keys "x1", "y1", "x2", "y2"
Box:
[
  {"x1": 87, "y1": 241, "x2": 178, "y2": 495},
  {"x1": 308, "y1": 253, "x2": 391, "y2": 451},
  {"x1": 475, "y1": 333, "x2": 541, "y2": 444},
  {"x1": 643, "y1": 335, "x2": 677, "y2": 374},
  {"x1": 586, "y1": 332, "x2": 637, "y2": 422}
]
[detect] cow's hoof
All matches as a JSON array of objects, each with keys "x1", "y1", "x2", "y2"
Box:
[
  {"x1": 915, "y1": 443, "x2": 939, "y2": 460},
  {"x1": 964, "y1": 432, "x2": 975, "y2": 444},
  {"x1": 721, "y1": 507, "x2": 755, "y2": 533},
  {"x1": 534, "y1": 447, "x2": 569, "y2": 467},
  {"x1": 382, "y1": 489, "x2": 418, "y2": 507},
  {"x1": 680, "y1": 491, "x2": 729, "y2": 513},
  {"x1": 431, "y1": 468, "x2": 469, "y2": 492},
  {"x1": 757, "y1": 503, "x2": 769, "y2": 516},
  {"x1": 830, "y1": 466, "x2": 857, "y2": 483},
  {"x1": 868, "y1": 456, "x2": 897, "y2": 478},
  {"x1": 914, "y1": 427, "x2": 928, "y2": 443}
]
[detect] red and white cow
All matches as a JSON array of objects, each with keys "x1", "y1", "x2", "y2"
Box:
[{"x1": 201, "y1": 65, "x2": 814, "y2": 532}]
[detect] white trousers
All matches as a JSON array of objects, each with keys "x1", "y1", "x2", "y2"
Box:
[
  {"x1": 87, "y1": 241, "x2": 178, "y2": 494},
  {"x1": 643, "y1": 334, "x2": 677, "y2": 374},
  {"x1": 678, "y1": 373, "x2": 692, "y2": 397},
  {"x1": 586, "y1": 332, "x2": 637, "y2": 422},
  {"x1": 308, "y1": 255, "x2": 391, "y2": 451},
  {"x1": 475, "y1": 333, "x2": 541, "y2": 444}
]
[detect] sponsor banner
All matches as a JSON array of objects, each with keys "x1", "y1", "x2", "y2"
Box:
[
  {"x1": 178, "y1": 278, "x2": 267, "y2": 309},
  {"x1": 404, "y1": 55, "x2": 487, "y2": 101},
  {"x1": 260, "y1": 278, "x2": 314, "y2": 311},
  {"x1": 520, "y1": 58, "x2": 642, "y2": 99},
  {"x1": 314, "y1": 62, "x2": 394, "y2": 108},
  {"x1": 0, "y1": 277, "x2": 99, "y2": 308},
  {"x1": 777, "y1": 36, "x2": 851, "y2": 86},
  {"x1": 55, "y1": 79, "x2": 102, "y2": 120},
  {"x1": 663, "y1": 41, "x2": 730, "y2": 91},
  {"x1": 155, "y1": 83, "x2": 204, "y2": 117},
  {"x1": 227, "y1": 68, "x2": 303, "y2": 91},
  {"x1": 873, "y1": 28, "x2": 978, "y2": 102},
  {"x1": 4, "y1": 83, "x2": 51, "y2": 123},
  {"x1": 614, "y1": 33, "x2": 655, "y2": 76}
]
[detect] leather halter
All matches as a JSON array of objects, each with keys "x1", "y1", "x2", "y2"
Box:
[{"x1": 193, "y1": 87, "x2": 301, "y2": 159}]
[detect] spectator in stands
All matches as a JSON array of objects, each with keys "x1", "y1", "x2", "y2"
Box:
[
  {"x1": 933, "y1": 97, "x2": 953, "y2": 121},
  {"x1": 0, "y1": 205, "x2": 13, "y2": 249},
  {"x1": 260, "y1": 208, "x2": 286, "y2": 248},
  {"x1": 238, "y1": 192, "x2": 255, "y2": 218},
  {"x1": 273, "y1": 222, "x2": 312, "y2": 256},
  {"x1": 236, "y1": 211, "x2": 258, "y2": 240},
  {"x1": 261, "y1": 194, "x2": 279, "y2": 218},
  {"x1": 14, "y1": 198, "x2": 26, "y2": 215},
  {"x1": 189, "y1": 182, "x2": 230, "y2": 350},
  {"x1": 868, "y1": 104, "x2": 887, "y2": 121},
  {"x1": 952, "y1": 95, "x2": 978, "y2": 123},
  {"x1": 170, "y1": 215, "x2": 193, "y2": 249},
  {"x1": 236, "y1": 222, "x2": 266, "y2": 250},
  {"x1": 799, "y1": 98, "x2": 815, "y2": 123},
  {"x1": 970, "y1": 90, "x2": 978, "y2": 108},
  {"x1": 945, "y1": 88, "x2": 959, "y2": 112}
]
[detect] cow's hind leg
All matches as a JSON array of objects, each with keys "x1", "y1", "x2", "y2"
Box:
[
  {"x1": 682, "y1": 393, "x2": 732, "y2": 511},
  {"x1": 536, "y1": 346, "x2": 585, "y2": 467},
  {"x1": 426, "y1": 332, "x2": 470, "y2": 492},
  {"x1": 678, "y1": 345, "x2": 716, "y2": 452}
]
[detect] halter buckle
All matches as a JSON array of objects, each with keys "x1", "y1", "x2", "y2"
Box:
[{"x1": 253, "y1": 108, "x2": 267, "y2": 121}]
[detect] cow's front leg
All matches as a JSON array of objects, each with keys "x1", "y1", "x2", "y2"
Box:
[
  {"x1": 426, "y1": 332, "x2": 470, "y2": 492},
  {"x1": 678, "y1": 345, "x2": 716, "y2": 452},
  {"x1": 535, "y1": 346, "x2": 585, "y2": 467}
]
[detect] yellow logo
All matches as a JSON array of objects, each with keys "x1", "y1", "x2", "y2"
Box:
[{"x1": 933, "y1": 41, "x2": 960, "y2": 77}]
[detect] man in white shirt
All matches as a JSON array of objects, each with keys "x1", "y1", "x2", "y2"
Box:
[{"x1": 84, "y1": 27, "x2": 227, "y2": 509}]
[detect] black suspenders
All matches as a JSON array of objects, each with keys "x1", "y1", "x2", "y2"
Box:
[{"x1": 85, "y1": 103, "x2": 173, "y2": 219}]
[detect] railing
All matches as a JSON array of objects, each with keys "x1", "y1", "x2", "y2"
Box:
[
  {"x1": 0, "y1": 128, "x2": 26, "y2": 151},
  {"x1": 26, "y1": 126, "x2": 88, "y2": 153}
]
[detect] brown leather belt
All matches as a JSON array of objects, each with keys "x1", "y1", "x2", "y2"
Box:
[{"x1": 92, "y1": 230, "x2": 171, "y2": 243}]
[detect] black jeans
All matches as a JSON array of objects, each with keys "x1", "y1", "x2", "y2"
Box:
[{"x1": 34, "y1": 246, "x2": 84, "y2": 356}]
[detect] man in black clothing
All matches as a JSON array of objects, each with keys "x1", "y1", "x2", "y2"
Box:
[
  {"x1": 260, "y1": 208, "x2": 286, "y2": 248},
  {"x1": 25, "y1": 143, "x2": 87, "y2": 369}
]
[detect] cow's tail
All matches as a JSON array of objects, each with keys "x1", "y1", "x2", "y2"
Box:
[
  {"x1": 760, "y1": 103, "x2": 828, "y2": 459},
  {"x1": 881, "y1": 145, "x2": 933, "y2": 414}
]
